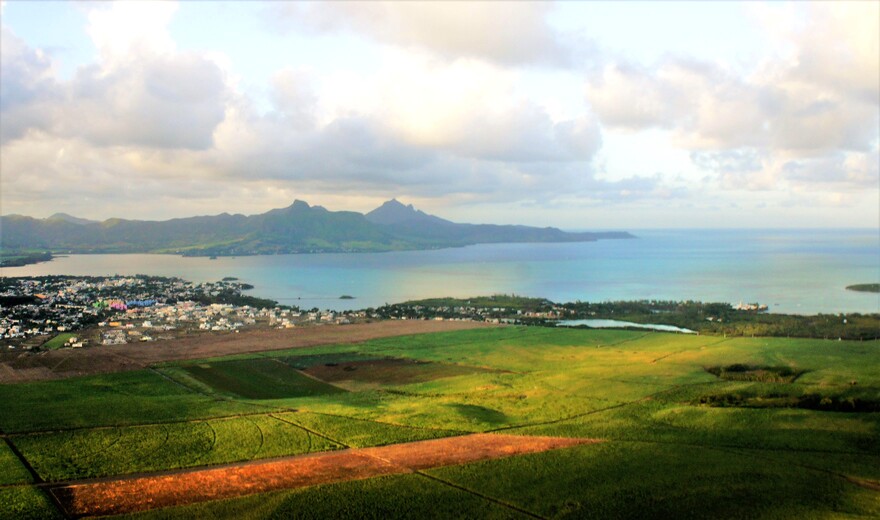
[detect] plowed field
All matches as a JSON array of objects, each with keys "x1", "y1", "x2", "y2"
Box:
[
  {"x1": 51, "y1": 434, "x2": 599, "y2": 517},
  {"x1": 0, "y1": 320, "x2": 492, "y2": 382}
]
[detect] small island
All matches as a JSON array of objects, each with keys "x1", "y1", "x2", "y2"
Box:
[
  {"x1": 846, "y1": 284, "x2": 880, "y2": 293},
  {"x1": 339, "y1": 295, "x2": 355, "y2": 300}
]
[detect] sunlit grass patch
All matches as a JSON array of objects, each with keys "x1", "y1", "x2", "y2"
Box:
[
  {"x1": 0, "y1": 486, "x2": 62, "y2": 520},
  {"x1": 13, "y1": 414, "x2": 340, "y2": 482}
]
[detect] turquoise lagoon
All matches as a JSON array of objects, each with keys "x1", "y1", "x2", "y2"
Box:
[{"x1": 2, "y1": 229, "x2": 878, "y2": 314}]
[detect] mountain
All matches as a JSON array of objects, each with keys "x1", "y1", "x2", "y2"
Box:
[
  {"x1": 366, "y1": 199, "x2": 633, "y2": 247},
  {"x1": 47, "y1": 213, "x2": 99, "y2": 225},
  {"x1": 366, "y1": 199, "x2": 453, "y2": 227},
  {"x1": 1, "y1": 199, "x2": 633, "y2": 258}
]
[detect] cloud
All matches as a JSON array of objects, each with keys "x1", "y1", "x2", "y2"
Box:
[
  {"x1": 1, "y1": 2, "x2": 231, "y2": 150},
  {"x1": 587, "y1": 58, "x2": 878, "y2": 155},
  {"x1": 750, "y1": 2, "x2": 879, "y2": 103},
  {"x1": 62, "y1": 53, "x2": 228, "y2": 149},
  {"x1": 782, "y1": 152, "x2": 880, "y2": 187},
  {"x1": 273, "y1": 1, "x2": 570, "y2": 66},
  {"x1": 1, "y1": 1, "x2": 873, "y2": 226},
  {"x1": 270, "y1": 67, "x2": 318, "y2": 129},
  {"x1": 329, "y1": 54, "x2": 602, "y2": 163},
  {"x1": 690, "y1": 150, "x2": 764, "y2": 175},
  {"x1": 86, "y1": 1, "x2": 177, "y2": 63},
  {"x1": 585, "y1": 2, "x2": 879, "y2": 195},
  {"x1": 0, "y1": 1, "x2": 668, "y2": 220},
  {"x1": 0, "y1": 26, "x2": 59, "y2": 143}
]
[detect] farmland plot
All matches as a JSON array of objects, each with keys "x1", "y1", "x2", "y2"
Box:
[
  {"x1": 14, "y1": 415, "x2": 340, "y2": 481},
  {"x1": 0, "y1": 371, "x2": 258, "y2": 433},
  {"x1": 181, "y1": 358, "x2": 346, "y2": 399},
  {"x1": 0, "y1": 326, "x2": 878, "y2": 519}
]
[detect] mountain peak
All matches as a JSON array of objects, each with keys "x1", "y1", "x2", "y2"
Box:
[
  {"x1": 381, "y1": 199, "x2": 411, "y2": 210},
  {"x1": 47, "y1": 213, "x2": 97, "y2": 225},
  {"x1": 365, "y1": 200, "x2": 451, "y2": 226}
]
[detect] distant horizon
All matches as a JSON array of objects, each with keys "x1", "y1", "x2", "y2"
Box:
[
  {"x1": 4, "y1": 198, "x2": 880, "y2": 232},
  {"x1": 1, "y1": 1, "x2": 877, "y2": 228}
]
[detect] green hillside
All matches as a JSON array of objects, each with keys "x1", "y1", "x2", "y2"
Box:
[{"x1": 1, "y1": 200, "x2": 632, "y2": 259}]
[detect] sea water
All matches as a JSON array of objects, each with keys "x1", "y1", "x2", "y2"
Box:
[{"x1": 2, "y1": 229, "x2": 878, "y2": 314}]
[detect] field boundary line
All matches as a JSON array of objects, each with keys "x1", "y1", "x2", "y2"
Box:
[
  {"x1": 306, "y1": 410, "x2": 468, "y2": 436},
  {"x1": 702, "y1": 444, "x2": 880, "y2": 493},
  {"x1": 2, "y1": 432, "x2": 72, "y2": 518},
  {"x1": 147, "y1": 366, "x2": 222, "y2": 399},
  {"x1": 610, "y1": 438, "x2": 880, "y2": 460},
  {"x1": 78, "y1": 427, "x2": 123, "y2": 467},
  {"x1": 485, "y1": 398, "x2": 645, "y2": 434},
  {"x1": 650, "y1": 338, "x2": 730, "y2": 363},
  {"x1": 186, "y1": 421, "x2": 218, "y2": 466},
  {"x1": 42, "y1": 432, "x2": 584, "y2": 517},
  {"x1": 264, "y1": 356, "x2": 353, "y2": 393},
  {"x1": 8, "y1": 410, "x2": 289, "y2": 437},
  {"x1": 414, "y1": 471, "x2": 547, "y2": 519},
  {"x1": 246, "y1": 416, "x2": 265, "y2": 458},
  {"x1": 2, "y1": 436, "x2": 43, "y2": 485},
  {"x1": 486, "y1": 380, "x2": 718, "y2": 433},
  {"x1": 137, "y1": 423, "x2": 172, "y2": 463},
  {"x1": 268, "y1": 413, "x2": 350, "y2": 449},
  {"x1": 603, "y1": 331, "x2": 652, "y2": 347}
]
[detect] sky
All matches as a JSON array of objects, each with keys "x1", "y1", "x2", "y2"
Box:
[{"x1": 0, "y1": 1, "x2": 878, "y2": 228}]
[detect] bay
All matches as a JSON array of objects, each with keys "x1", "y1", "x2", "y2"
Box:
[{"x1": 2, "y1": 229, "x2": 878, "y2": 314}]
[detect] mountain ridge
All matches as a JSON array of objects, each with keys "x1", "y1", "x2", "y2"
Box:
[{"x1": 1, "y1": 199, "x2": 634, "y2": 257}]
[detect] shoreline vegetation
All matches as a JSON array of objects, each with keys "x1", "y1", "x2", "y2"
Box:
[
  {"x1": 846, "y1": 283, "x2": 880, "y2": 293},
  {"x1": 3, "y1": 275, "x2": 877, "y2": 345},
  {"x1": 0, "y1": 251, "x2": 53, "y2": 268},
  {"x1": 391, "y1": 295, "x2": 880, "y2": 340}
]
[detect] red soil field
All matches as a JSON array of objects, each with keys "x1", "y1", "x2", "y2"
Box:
[{"x1": 51, "y1": 433, "x2": 600, "y2": 517}]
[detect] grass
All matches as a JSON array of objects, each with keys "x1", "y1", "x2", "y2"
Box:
[
  {"x1": 278, "y1": 352, "x2": 385, "y2": 369},
  {"x1": 0, "y1": 486, "x2": 63, "y2": 519},
  {"x1": 427, "y1": 442, "x2": 880, "y2": 519},
  {"x1": 181, "y1": 358, "x2": 346, "y2": 399},
  {"x1": 1, "y1": 326, "x2": 879, "y2": 518},
  {"x1": 272, "y1": 411, "x2": 459, "y2": 448},
  {"x1": 13, "y1": 414, "x2": 341, "y2": 481},
  {"x1": 0, "y1": 441, "x2": 32, "y2": 485},
  {"x1": 41, "y1": 333, "x2": 77, "y2": 350},
  {"x1": 299, "y1": 357, "x2": 491, "y2": 389},
  {"x1": 0, "y1": 370, "x2": 260, "y2": 433}
]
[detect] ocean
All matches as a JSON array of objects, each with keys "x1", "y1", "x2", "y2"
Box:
[{"x1": 2, "y1": 229, "x2": 878, "y2": 314}]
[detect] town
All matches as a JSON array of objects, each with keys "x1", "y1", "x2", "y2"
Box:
[
  {"x1": 2, "y1": 276, "x2": 543, "y2": 353},
  {"x1": 3, "y1": 276, "x2": 877, "y2": 354},
  {"x1": 0, "y1": 275, "x2": 367, "y2": 350}
]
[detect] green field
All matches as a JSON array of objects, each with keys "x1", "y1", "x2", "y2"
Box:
[
  {"x1": 40, "y1": 333, "x2": 77, "y2": 350},
  {"x1": 1, "y1": 327, "x2": 878, "y2": 518},
  {"x1": 181, "y1": 358, "x2": 347, "y2": 399}
]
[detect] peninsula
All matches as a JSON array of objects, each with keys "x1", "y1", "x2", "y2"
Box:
[{"x1": 0, "y1": 199, "x2": 633, "y2": 260}]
